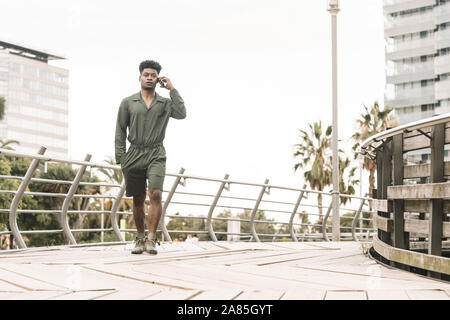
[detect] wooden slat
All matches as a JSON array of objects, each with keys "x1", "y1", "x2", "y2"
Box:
[
  {"x1": 404, "y1": 162, "x2": 450, "y2": 179},
  {"x1": 145, "y1": 288, "x2": 201, "y2": 300},
  {"x1": 387, "y1": 182, "x2": 450, "y2": 199},
  {"x1": 367, "y1": 290, "x2": 410, "y2": 300},
  {"x1": 409, "y1": 241, "x2": 450, "y2": 250},
  {"x1": 372, "y1": 199, "x2": 450, "y2": 213},
  {"x1": 405, "y1": 200, "x2": 431, "y2": 213},
  {"x1": 50, "y1": 290, "x2": 116, "y2": 300},
  {"x1": 405, "y1": 219, "x2": 450, "y2": 237},
  {"x1": 406, "y1": 289, "x2": 450, "y2": 300},
  {"x1": 324, "y1": 290, "x2": 367, "y2": 300},
  {"x1": 234, "y1": 289, "x2": 284, "y2": 300},
  {"x1": 191, "y1": 289, "x2": 243, "y2": 300},
  {"x1": 374, "y1": 215, "x2": 393, "y2": 233},
  {"x1": 281, "y1": 288, "x2": 325, "y2": 300},
  {"x1": 372, "y1": 199, "x2": 390, "y2": 212},
  {"x1": 404, "y1": 163, "x2": 429, "y2": 179},
  {"x1": 375, "y1": 217, "x2": 450, "y2": 237},
  {"x1": 405, "y1": 219, "x2": 429, "y2": 235},
  {"x1": 402, "y1": 125, "x2": 450, "y2": 152},
  {"x1": 373, "y1": 235, "x2": 450, "y2": 275}
]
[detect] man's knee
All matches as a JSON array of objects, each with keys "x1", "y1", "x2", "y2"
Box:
[
  {"x1": 148, "y1": 189, "x2": 162, "y2": 204},
  {"x1": 133, "y1": 193, "x2": 146, "y2": 208}
]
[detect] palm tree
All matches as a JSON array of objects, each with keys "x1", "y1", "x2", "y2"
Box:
[
  {"x1": 0, "y1": 139, "x2": 20, "y2": 150},
  {"x1": 351, "y1": 101, "x2": 397, "y2": 204},
  {"x1": 98, "y1": 156, "x2": 123, "y2": 184},
  {"x1": 293, "y1": 121, "x2": 332, "y2": 222},
  {"x1": 335, "y1": 156, "x2": 359, "y2": 206}
]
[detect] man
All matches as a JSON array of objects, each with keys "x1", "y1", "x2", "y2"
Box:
[{"x1": 115, "y1": 60, "x2": 186, "y2": 254}]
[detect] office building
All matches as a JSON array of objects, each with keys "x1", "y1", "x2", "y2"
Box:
[
  {"x1": 0, "y1": 40, "x2": 68, "y2": 158},
  {"x1": 384, "y1": 0, "x2": 450, "y2": 161}
]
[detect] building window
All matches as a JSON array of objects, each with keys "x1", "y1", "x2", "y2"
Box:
[
  {"x1": 421, "y1": 80, "x2": 428, "y2": 87},
  {"x1": 420, "y1": 31, "x2": 428, "y2": 38},
  {"x1": 439, "y1": 48, "x2": 450, "y2": 56},
  {"x1": 421, "y1": 104, "x2": 435, "y2": 112},
  {"x1": 10, "y1": 63, "x2": 21, "y2": 73},
  {"x1": 23, "y1": 65, "x2": 38, "y2": 77}
]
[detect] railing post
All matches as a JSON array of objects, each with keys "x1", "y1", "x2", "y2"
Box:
[
  {"x1": 101, "y1": 198, "x2": 104, "y2": 243},
  {"x1": 428, "y1": 123, "x2": 445, "y2": 279},
  {"x1": 111, "y1": 180, "x2": 126, "y2": 241},
  {"x1": 392, "y1": 133, "x2": 408, "y2": 251},
  {"x1": 352, "y1": 198, "x2": 366, "y2": 241},
  {"x1": 9, "y1": 146, "x2": 46, "y2": 249},
  {"x1": 60, "y1": 154, "x2": 91, "y2": 245},
  {"x1": 322, "y1": 201, "x2": 333, "y2": 242},
  {"x1": 206, "y1": 174, "x2": 229, "y2": 242},
  {"x1": 289, "y1": 184, "x2": 306, "y2": 242},
  {"x1": 250, "y1": 178, "x2": 269, "y2": 242},
  {"x1": 160, "y1": 168, "x2": 185, "y2": 242}
]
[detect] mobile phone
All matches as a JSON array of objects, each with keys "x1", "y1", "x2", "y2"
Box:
[{"x1": 158, "y1": 78, "x2": 166, "y2": 88}]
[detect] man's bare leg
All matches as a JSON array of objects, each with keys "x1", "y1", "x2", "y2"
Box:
[
  {"x1": 147, "y1": 188, "x2": 162, "y2": 233},
  {"x1": 132, "y1": 193, "x2": 147, "y2": 234},
  {"x1": 131, "y1": 192, "x2": 147, "y2": 254},
  {"x1": 145, "y1": 188, "x2": 162, "y2": 254}
]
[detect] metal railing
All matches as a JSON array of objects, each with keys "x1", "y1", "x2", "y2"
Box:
[{"x1": 0, "y1": 147, "x2": 376, "y2": 250}]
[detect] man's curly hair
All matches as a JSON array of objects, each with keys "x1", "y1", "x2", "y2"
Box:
[{"x1": 139, "y1": 60, "x2": 162, "y2": 74}]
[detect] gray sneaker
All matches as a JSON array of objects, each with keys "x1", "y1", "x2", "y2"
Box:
[
  {"x1": 144, "y1": 238, "x2": 158, "y2": 255},
  {"x1": 131, "y1": 237, "x2": 146, "y2": 254}
]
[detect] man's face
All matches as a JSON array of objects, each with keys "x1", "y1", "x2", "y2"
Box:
[{"x1": 139, "y1": 68, "x2": 159, "y2": 90}]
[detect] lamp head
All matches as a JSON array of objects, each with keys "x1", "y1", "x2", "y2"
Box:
[{"x1": 328, "y1": 0, "x2": 340, "y2": 12}]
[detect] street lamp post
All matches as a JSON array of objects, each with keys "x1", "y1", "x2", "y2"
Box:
[{"x1": 328, "y1": 0, "x2": 340, "y2": 241}]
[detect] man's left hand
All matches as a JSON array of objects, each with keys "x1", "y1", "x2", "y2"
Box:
[{"x1": 159, "y1": 76, "x2": 175, "y2": 90}]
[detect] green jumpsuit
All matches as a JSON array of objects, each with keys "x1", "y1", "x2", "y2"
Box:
[{"x1": 115, "y1": 89, "x2": 186, "y2": 197}]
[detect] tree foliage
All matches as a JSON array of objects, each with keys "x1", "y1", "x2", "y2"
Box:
[
  {"x1": 166, "y1": 209, "x2": 280, "y2": 241},
  {"x1": 351, "y1": 101, "x2": 396, "y2": 198},
  {"x1": 294, "y1": 121, "x2": 359, "y2": 223}
]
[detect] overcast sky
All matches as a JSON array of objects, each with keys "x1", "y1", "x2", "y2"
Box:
[{"x1": 1, "y1": 0, "x2": 385, "y2": 194}]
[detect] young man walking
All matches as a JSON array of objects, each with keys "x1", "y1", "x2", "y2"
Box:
[{"x1": 115, "y1": 60, "x2": 186, "y2": 254}]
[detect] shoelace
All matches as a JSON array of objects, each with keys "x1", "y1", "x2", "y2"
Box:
[
  {"x1": 135, "y1": 237, "x2": 146, "y2": 245},
  {"x1": 148, "y1": 239, "x2": 160, "y2": 246}
]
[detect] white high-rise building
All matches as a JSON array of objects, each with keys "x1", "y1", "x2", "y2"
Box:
[
  {"x1": 0, "y1": 39, "x2": 68, "y2": 158},
  {"x1": 384, "y1": 0, "x2": 450, "y2": 125}
]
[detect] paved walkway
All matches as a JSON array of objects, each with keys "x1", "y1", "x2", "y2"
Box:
[{"x1": 0, "y1": 241, "x2": 449, "y2": 300}]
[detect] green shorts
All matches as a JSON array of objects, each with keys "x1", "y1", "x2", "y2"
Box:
[{"x1": 120, "y1": 143, "x2": 166, "y2": 197}]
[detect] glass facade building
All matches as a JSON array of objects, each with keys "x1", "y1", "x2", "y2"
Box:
[
  {"x1": 384, "y1": 0, "x2": 450, "y2": 124},
  {"x1": 0, "y1": 40, "x2": 68, "y2": 158},
  {"x1": 384, "y1": 0, "x2": 450, "y2": 162}
]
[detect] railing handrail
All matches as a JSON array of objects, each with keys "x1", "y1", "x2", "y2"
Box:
[
  {"x1": 360, "y1": 112, "x2": 450, "y2": 153},
  {"x1": 0, "y1": 147, "x2": 376, "y2": 249},
  {"x1": 0, "y1": 148, "x2": 374, "y2": 200}
]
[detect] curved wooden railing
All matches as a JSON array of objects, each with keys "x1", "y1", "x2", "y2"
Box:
[{"x1": 361, "y1": 113, "x2": 450, "y2": 281}]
